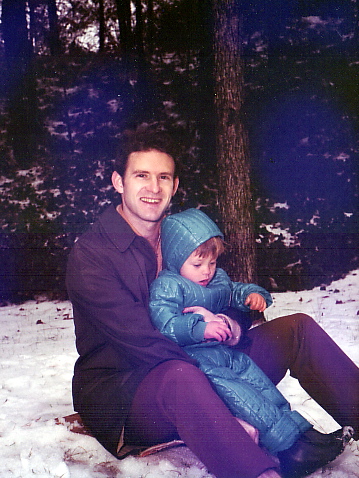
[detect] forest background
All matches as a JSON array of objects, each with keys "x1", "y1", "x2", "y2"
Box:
[{"x1": 0, "y1": 0, "x2": 358, "y2": 303}]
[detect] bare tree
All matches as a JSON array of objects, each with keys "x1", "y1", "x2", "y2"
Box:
[{"x1": 213, "y1": 0, "x2": 256, "y2": 283}]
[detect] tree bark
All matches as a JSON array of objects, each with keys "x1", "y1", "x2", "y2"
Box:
[{"x1": 213, "y1": 0, "x2": 256, "y2": 283}]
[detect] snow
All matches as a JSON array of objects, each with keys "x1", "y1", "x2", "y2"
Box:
[
  {"x1": 260, "y1": 223, "x2": 299, "y2": 247},
  {"x1": 0, "y1": 271, "x2": 358, "y2": 478}
]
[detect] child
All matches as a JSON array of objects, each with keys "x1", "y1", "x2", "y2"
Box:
[{"x1": 149, "y1": 208, "x2": 344, "y2": 459}]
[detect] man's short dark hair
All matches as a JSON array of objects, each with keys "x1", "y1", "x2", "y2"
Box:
[{"x1": 114, "y1": 126, "x2": 180, "y2": 178}]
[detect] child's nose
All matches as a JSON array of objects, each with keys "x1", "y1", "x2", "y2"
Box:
[{"x1": 202, "y1": 266, "x2": 210, "y2": 276}]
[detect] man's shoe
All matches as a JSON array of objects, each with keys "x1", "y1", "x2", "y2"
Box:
[{"x1": 277, "y1": 426, "x2": 353, "y2": 478}]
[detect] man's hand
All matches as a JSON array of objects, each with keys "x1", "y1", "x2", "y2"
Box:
[
  {"x1": 183, "y1": 305, "x2": 219, "y2": 322},
  {"x1": 245, "y1": 293, "x2": 267, "y2": 312},
  {"x1": 203, "y1": 320, "x2": 232, "y2": 342}
]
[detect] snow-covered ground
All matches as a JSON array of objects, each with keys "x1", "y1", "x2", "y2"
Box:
[{"x1": 0, "y1": 270, "x2": 358, "y2": 478}]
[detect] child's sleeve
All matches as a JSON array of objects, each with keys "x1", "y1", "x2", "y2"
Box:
[
  {"x1": 149, "y1": 276, "x2": 207, "y2": 346},
  {"x1": 230, "y1": 278, "x2": 273, "y2": 311}
]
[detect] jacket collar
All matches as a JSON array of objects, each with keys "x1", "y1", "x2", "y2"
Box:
[
  {"x1": 98, "y1": 204, "x2": 138, "y2": 252},
  {"x1": 98, "y1": 205, "x2": 157, "y2": 290}
]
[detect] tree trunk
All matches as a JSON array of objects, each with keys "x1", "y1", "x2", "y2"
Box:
[
  {"x1": 134, "y1": 0, "x2": 144, "y2": 57},
  {"x1": 1, "y1": 0, "x2": 38, "y2": 169},
  {"x1": 28, "y1": 0, "x2": 37, "y2": 53},
  {"x1": 2, "y1": 0, "x2": 30, "y2": 75},
  {"x1": 98, "y1": 0, "x2": 105, "y2": 52},
  {"x1": 354, "y1": 0, "x2": 359, "y2": 46},
  {"x1": 147, "y1": 0, "x2": 155, "y2": 56},
  {"x1": 132, "y1": 0, "x2": 156, "y2": 121},
  {"x1": 115, "y1": 0, "x2": 132, "y2": 54},
  {"x1": 213, "y1": 0, "x2": 256, "y2": 283},
  {"x1": 47, "y1": 0, "x2": 62, "y2": 55}
]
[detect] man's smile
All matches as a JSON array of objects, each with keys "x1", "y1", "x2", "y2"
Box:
[{"x1": 140, "y1": 197, "x2": 161, "y2": 204}]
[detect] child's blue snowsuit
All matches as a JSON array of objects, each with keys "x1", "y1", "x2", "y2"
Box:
[{"x1": 150, "y1": 208, "x2": 311, "y2": 454}]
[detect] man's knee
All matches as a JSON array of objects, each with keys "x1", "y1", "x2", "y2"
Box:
[{"x1": 283, "y1": 313, "x2": 316, "y2": 331}]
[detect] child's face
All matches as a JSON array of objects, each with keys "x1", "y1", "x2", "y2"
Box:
[{"x1": 180, "y1": 251, "x2": 217, "y2": 287}]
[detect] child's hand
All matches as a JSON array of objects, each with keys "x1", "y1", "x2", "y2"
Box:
[
  {"x1": 235, "y1": 417, "x2": 259, "y2": 444},
  {"x1": 203, "y1": 320, "x2": 232, "y2": 342},
  {"x1": 183, "y1": 306, "x2": 219, "y2": 322},
  {"x1": 245, "y1": 293, "x2": 267, "y2": 312}
]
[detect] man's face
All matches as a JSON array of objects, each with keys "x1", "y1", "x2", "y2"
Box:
[{"x1": 112, "y1": 149, "x2": 179, "y2": 226}]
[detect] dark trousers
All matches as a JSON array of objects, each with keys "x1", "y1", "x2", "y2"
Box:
[{"x1": 125, "y1": 314, "x2": 359, "y2": 478}]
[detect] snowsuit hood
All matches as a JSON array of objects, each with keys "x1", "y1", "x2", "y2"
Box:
[{"x1": 161, "y1": 208, "x2": 224, "y2": 273}]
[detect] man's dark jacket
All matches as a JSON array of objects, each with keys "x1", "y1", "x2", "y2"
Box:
[{"x1": 66, "y1": 205, "x2": 193, "y2": 456}]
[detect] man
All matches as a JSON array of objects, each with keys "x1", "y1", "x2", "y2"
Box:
[{"x1": 66, "y1": 127, "x2": 358, "y2": 478}]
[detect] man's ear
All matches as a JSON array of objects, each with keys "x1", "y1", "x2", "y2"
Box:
[
  {"x1": 112, "y1": 171, "x2": 124, "y2": 194},
  {"x1": 172, "y1": 177, "x2": 179, "y2": 196}
]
